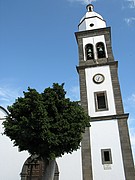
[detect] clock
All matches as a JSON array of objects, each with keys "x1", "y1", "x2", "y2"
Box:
[{"x1": 93, "y1": 74, "x2": 104, "y2": 84}]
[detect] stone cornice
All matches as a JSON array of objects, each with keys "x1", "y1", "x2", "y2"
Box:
[
  {"x1": 90, "y1": 113, "x2": 129, "y2": 122},
  {"x1": 76, "y1": 61, "x2": 118, "y2": 72}
]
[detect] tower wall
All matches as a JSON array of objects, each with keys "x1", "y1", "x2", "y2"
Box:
[
  {"x1": 90, "y1": 119, "x2": 125, "y2": 179},
  {"x1": 85, "y1": 65, "x2": 116, "y2": 117},
  {"x1": 76, "y1": 4, "x2": 135, "y2": 180}
]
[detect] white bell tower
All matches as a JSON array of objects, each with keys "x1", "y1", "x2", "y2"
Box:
[{"x1": 75, "y1": 4, "x2": 135, "y2": 180}]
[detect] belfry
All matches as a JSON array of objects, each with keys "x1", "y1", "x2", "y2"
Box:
[{"x1": 75, "y1": 4, "x2": 135, "y2": 180}]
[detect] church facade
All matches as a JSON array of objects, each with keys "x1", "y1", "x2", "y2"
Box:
[{"x1": 0, "y1": 4, "x2": 135, "y2": 180}]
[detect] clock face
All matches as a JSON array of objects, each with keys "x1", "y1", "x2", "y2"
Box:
[{"x1": 93, "y1": 74, "x2": 104, "y2": 84}]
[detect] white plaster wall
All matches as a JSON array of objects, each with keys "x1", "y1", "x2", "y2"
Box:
[
  {"x1": 0, "y1": 108, "x2": 29, "y2": 180},
  {"x1": 85, "y1": 18, "x2": 106, "y2": 30},
  {"x1": 85, "y1": 65, "x2": 116, "y2": 117},
  {"x1": 57, "y1": 149, "x2": 82, "y2": 180},
  {"x1": 90, "y1": 120, "x2": 125, "y2": 180},
  {"x1": 83, "y1": 35, "x2": 108, "y2": 60},
  {"x1": 79, "y1": 17, "x2": 106, "y2": 31},
  {"x1": 78, "y1": 21, "x2": 86, "y2": 31}
]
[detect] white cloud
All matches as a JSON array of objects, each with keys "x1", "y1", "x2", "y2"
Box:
[
  {"x1": 0, "y1": 82, "x2": 22, "y2": 108},
  {"x1": 66, "y1": 85, "x2": 80, "y2": 101},
  {"x1": 124, "y1": 17, "x2": 135, "y2": 25},
  {"x1": 126, "y1": 93, "x2": 135, "y2": 105},
  {"x1": 124, "y1": 93, "x2": 135, "y2": 125},
  {"x1": 67, "y1": 0, "x2": 96, "y2": 5},
  {"x1": 126, "y1": 0, "x2": 135, "y2": 8},
  {"x1": 124, "y1": 93, "x2": 135, "y2": 161}
]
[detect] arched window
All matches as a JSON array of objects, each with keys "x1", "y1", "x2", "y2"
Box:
[
  {"x1": 85, "y1": 44, "x2": 94, "y2": 60},
  {"x1": 96, "y1": 42, "x2": 106, "y2": 59}
]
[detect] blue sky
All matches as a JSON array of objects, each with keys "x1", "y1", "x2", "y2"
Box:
[{"x1": 0, "y1": 0, "x2": 135, "y2": 171}]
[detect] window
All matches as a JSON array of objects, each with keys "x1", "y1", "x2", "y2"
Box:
[
  {"x1": 101, "y1": 149, "x2": 112, "y2": 164},
  {"x1": 90, "y1": 23, "x2": 94, "y2": 27},
  {"x1": 96, "y1": 42, "x2": 106, "y2": 59},
  {"x1": 85, "y1": 44, "x2": 94, "y2": 60},
  {"x1": 94, "y1": 91, "x2": 108, "y2": 111}
]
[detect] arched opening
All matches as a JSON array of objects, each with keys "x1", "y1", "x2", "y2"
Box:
[
  {"x1": 85, "y1": 44, "x2": 94, "y2": 60},
  {"x1": 96, "y1": 42, "x2": 106, "y2": 59},
  {"x1": 20, "y1": 156, "x2": 59, "y2": 180}
]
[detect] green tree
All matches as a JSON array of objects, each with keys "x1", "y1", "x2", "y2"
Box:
[{"x1": 3, "y1": 83, "x2": 90, "y2": 180}]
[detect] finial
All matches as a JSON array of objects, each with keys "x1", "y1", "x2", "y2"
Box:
[{"x1": 86, "y1": 4, "x2": 94, "y2": 12}]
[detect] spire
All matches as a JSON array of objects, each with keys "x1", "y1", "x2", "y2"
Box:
[
  {"x1": 86, "y1": 4, "x2": 94, "y2": 12},
  {"x1": 78, "y1": 4, "x2": 106, "y2": 31}
]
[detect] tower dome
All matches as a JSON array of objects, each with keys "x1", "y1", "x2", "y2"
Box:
[{"x1": 78, "y1": 4, "x2": 106, "y2": 31}]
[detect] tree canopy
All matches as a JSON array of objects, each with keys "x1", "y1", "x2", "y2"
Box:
[{"x1": 3, "y1": 83, "x2": 90, "y2": 160}]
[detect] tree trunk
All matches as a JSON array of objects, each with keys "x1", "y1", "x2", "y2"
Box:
[{"x1": 42, "y1": 158, "x2": 56, "y2": 180}]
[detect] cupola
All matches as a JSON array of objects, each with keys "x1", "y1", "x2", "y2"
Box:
[{"x1": 78, "y1": 4, "x2": 106, "y2": 31}]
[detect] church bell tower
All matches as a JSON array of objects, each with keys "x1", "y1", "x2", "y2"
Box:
[{"x1": 75, "y1": 4, "x2": 135, "y2": 180}]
